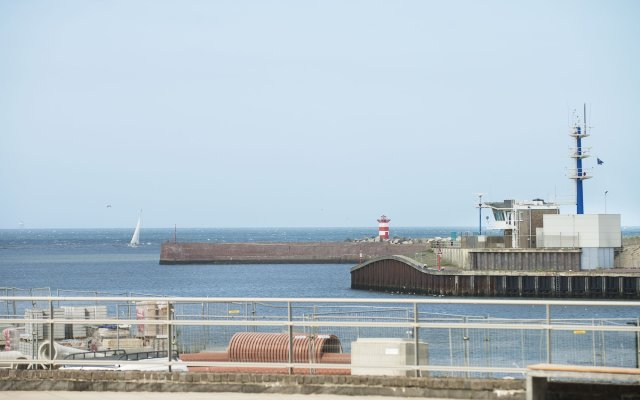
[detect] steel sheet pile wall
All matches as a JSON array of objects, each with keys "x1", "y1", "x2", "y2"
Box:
[{"x1": 351, "y1": 257, "x2": 640, "y2": 299}]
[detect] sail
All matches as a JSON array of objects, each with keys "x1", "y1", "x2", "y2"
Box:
[{"x1": 130, "y1": 212, "x2": 142, "y2": 246}]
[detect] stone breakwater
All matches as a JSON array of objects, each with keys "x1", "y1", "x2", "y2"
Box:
[
  {"x1": 159, "y1": 241, "x2": 428, "y2": 265},
  {"x1": 620, "y1": 237, "x2": 640, "y2": 269}
]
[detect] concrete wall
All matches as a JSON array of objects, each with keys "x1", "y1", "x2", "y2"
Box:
[
  {"x1": 469, "y1": 249, "x2": 581, "y2": 271},
  {"x1": 581, "y1": 247, "x2": 614, "y2": 270},
  {"x1": 160, "y1": 242, "x2": 427, "y2": 264},
  {"x1": 440, "y1": 248, "x2": 581, "y2": 272},
  {"x1": 440, "y1": 248, "x2": 472, "y2": 269},
  {"x1": 0, "y1": 370, "x2": 525, "y2": 399}
]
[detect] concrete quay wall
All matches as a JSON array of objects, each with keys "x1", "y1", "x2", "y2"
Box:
[
  {"x1": 160, "y1": 242, "x2": 427, "y2": 265},
  {"x1": 0, "y1": 370, "x2": 525, "y2": 399},
  {"x1": 440, "y1": 248, "x2": 581, "y2": 271}
]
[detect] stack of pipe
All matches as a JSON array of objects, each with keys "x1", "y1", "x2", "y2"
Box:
[
  {"x1": 227, "y1": 332, "x2": 342, "y2": 363},
  {"x1": 180, "y1": 332, "x2": 350, "y2": 374}
]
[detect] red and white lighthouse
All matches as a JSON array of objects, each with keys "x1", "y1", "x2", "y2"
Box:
[{"x1": 377, "y1": 215, "x2": 390, "y2": 240}]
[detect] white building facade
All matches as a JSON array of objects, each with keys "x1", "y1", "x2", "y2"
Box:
[{"x1": 537, "y1": 214, "x2": 621, "y2": 269}]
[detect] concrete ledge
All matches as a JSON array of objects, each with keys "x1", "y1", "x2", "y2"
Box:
[
  {"x1": 526, "y1": 364, "x2": 640, "y2": 400},
  {"x1": 0, "y1": 370, "x2": 525, "y2": 399}
]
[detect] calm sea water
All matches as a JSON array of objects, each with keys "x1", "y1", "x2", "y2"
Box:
[
  {"x1": 1, "y1": 227, "x2": 639, "y2": 319},
  {"x1": 0, "y1": 227, "x2": 465, "y2": 298}
]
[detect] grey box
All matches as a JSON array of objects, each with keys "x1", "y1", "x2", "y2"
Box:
[{"x1": 351, "y1": 338, "x2": 428, "y2": 376}]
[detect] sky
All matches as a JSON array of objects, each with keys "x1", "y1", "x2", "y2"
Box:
[{"x1": 1, "y1": 0, "x2": 639, "y2": 229}]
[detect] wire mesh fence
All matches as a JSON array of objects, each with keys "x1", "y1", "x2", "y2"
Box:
[{"x1": 1, "y1": 294, "x2": 639, "y2": 377}]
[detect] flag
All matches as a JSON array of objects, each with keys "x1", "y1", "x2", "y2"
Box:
[{"x1": 597, "y1": 158, "x2": 604, "y2": 165}]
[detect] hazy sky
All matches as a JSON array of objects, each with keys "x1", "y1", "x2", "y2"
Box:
[{"x1": 1, "y1": 0, "x2": 639, "y2": 229}]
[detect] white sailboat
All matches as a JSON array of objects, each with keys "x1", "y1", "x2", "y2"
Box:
[{"x1": 129, "y1": 210, "x2": 142, "y2": 247}]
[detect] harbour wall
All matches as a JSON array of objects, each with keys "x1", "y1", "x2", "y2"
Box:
[
  {"x1": 159, "y1": 241, "x2": 427, "y2": 264},
  {"x1": 350, "y1": 256, "x2": 640, "y2": 299},
  {"x1": 440, "y1": 248, "x2": 581, "y2": 271},
  {"x1": 441, "y1": 236, "x2": 640, "y2": 270},
  {"x1": 442, "y1": 246, "x2": 640, "y2": 270}
]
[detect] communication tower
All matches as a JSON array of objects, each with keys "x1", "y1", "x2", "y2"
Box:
[{"x1": 569, "y1": 105, "x2": 592, "y2": 214}]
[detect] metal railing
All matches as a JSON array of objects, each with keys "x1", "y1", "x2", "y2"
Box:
[{"x1": 1, "y1": 296, "x2": 639, "y2": 377}]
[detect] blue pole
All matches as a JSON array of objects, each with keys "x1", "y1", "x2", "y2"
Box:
[{"x1": 576, "y1": 128, "x2": 584, "y2": 214}]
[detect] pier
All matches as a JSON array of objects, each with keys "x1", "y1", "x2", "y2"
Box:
[
  {"x1": 159, "y1": 241, "x2": 427, "y2": 264},
  {"x1": 350, "y1": 256, "x2": 640, "y2": 299}
]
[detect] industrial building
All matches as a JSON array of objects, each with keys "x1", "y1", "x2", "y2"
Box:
[
  {"x1": 444, "y1": 107, "x2": 624, "y2": 271},
  {"x1": 454, "y1": 198, "x2": 622, "y2": 270}
]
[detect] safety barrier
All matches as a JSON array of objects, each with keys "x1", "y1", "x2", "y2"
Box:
[{"x1": 1, "y1": 296, "x2": 639, "y2": 377}]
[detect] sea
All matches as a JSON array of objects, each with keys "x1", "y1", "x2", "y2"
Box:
[{"x1": 0, "y1": 227, "x2": 468, "y2": 298}]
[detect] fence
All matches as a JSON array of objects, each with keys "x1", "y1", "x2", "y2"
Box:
[{"x1": 1, "y1": 296, "x2": 639, "y2": 377}]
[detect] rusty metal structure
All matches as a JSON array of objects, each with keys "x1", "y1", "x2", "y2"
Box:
[
  {"x1": 350, "y1": 256, "x2": 640, "y2": 299},
  {"x1": 228, "y1": 332, "x2": 342, "y2": 363},
  {"x1": 180, "y1": 332, "x2": 349, "y2": 374}
]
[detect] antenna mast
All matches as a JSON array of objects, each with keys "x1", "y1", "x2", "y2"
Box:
[{"x1": 569, "y1": 104, "x2": 592, "y2": 214}]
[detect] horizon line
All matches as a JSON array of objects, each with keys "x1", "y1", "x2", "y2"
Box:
[
  {"x1": 2, "y1": 225, "x2": 640, "y2": 231},
  {"x1": 0, "y1": 225, "x2": 480, "y2": 230}
]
